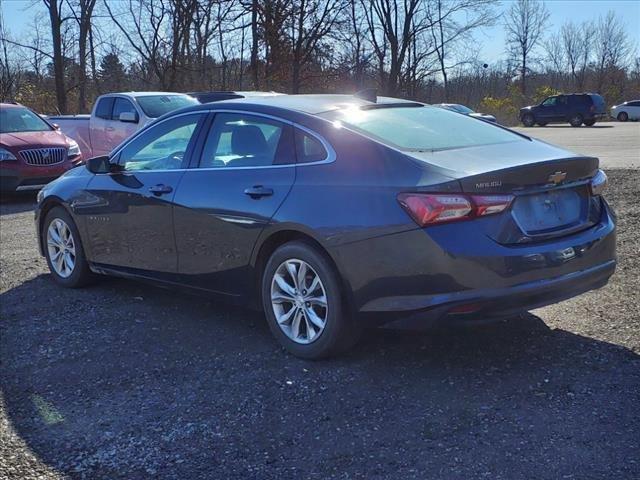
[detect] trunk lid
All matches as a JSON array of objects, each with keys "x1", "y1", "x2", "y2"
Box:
[{"x1": 408, "y1": 139, "x2": 602, "y2": 244}]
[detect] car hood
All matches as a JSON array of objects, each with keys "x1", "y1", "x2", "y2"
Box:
[{"x1": 0, "y1": 130, "x2": 70, "y2": 148}]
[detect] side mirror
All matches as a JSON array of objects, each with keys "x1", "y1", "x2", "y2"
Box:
[
  {"x1": 86, "y1": 155, "x2": 120, "y2": 174},
  {"x1": 119, "y1": 111, "x2": 139, "y2": 123},
  {"x1": 52, "y1": 123, "x2": 60, "y2": 130}
]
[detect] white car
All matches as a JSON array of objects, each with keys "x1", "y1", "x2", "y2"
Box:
[
  {"x1": 49, "y1": 92, "x2": 198, "y2": 158},
  {"x1": 610, "y1": 100, "x2": 640, "y2": 122}
]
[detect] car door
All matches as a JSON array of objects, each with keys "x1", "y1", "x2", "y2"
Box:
[
  {"x1": 628, "y1": 101, "x2": 640, "y2": 120},
  {"x1": 538, "y1": 96, "x2": 558, "y2": 121},
  {"x1": 109, "y1": 97, "x2": 141, "y2": 150},
  {"x1": 90, "y1": 96, "x2": 114, "y2": 157},
  {"x1": 172, "y1": 111, "x2": 296, "y2": 296},
  {"x1": 82, "y1": 112, "x2": 206, "y2": 273}
]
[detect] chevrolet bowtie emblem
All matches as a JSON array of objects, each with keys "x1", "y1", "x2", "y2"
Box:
[{"x1": 548, "y1": 171, "x2": 567, "y2": 184}]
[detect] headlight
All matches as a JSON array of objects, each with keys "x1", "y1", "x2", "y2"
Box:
[
  {"x1": 67, "y1": 140, "x2": 81, "y2": 157},
  {"x1": 0, "y1": 147, "x2": 17, "y2": 161}
]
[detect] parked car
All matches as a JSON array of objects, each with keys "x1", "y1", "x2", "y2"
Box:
[
  {"x1": 436, "y1": 103, "x2": 497, "y2": 123},
  {"x1": 35, "y1": 93, "x2": 616, "y2": 358},
  {"x1": 50, "y1": 92, "x2": 198, "y2": 158},
  {"x1": 610, "y1": 100, "x2": 640, "y2": 122},
  {"x1": 520, "y1": 93, "x2": 607, "y2": 127},
  {"x1": 0, "y1": 103, "x2": 83, "y2": 193},
  {"x1": 188, "y1": 91, "x2": 282, "y2": 103}
]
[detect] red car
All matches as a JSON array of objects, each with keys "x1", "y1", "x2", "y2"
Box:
[{"x1": 0, "y1": 103, "x2": 83, "y2": 193}]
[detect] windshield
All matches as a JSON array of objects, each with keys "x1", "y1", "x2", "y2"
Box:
[
  {"x1": 136, "y1": 95, "x2": 198, "y2": 118},
  {"x1": 321, "y1": 105, "x2": 522, "y2": 151},
  {"x1": 0, "y1": 107, "x2": 52, "y2": 133}
]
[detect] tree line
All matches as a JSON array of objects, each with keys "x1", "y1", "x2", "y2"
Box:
[{"x1": 1, "y1": 0, "x2": 638, "y2": 122}]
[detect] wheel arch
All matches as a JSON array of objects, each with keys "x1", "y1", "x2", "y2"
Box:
[{"x1": 250, "y1": 226, "x2": 355, "y2": 314}]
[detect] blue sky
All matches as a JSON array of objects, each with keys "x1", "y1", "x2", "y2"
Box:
[{"x1": 2, "y1": 0, "x2": 639, "y2": 66}]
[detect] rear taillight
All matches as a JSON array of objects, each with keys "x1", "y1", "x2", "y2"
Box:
[
  {"x1": 590, "y1": 169, "x2": 607, "y2": 196},
  {"x1": 397, "y1": 193, "x2": 514, "y2": 226}
]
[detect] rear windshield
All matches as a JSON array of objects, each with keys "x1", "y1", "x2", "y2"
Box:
[
  {"x1": 0, "y1": 106, "x2": 52, "y2": 133},
  {"x1": 136, "y1": 95, "x2": 198, "y2": 118},
  {"x1": 320, "y1": 106, "x2": 522, "y2": 152}
]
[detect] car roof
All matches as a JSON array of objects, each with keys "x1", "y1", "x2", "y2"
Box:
[
  {"x1": 177, "y1": 94, "x2": 421, "y2": 115},
  {"x1": 100, "y1": 91, "x2": 193, "y2": 99},
  {"x1": 0, "y1": 102, "x2": 24, "y2": 109}
]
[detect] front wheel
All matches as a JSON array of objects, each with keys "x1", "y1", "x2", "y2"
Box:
[
  {"x1": 583, "y1": 119, "x2": 596, "y2": 127},
  {"x1": 569, "y1": 114, "x2": 583, "y2": 127},
  {"x1": 521, "y1": 114, "x2": 535, "y2": 127},
  {"x1": 43, "y1": 206, "x2": 94, "y2": 288},
  {"x1": 617, "y1": 112, "x2": 628, "y2": 122},
  {"x1": 262, "y1": 241, "x2": 360, "y2": 359}
]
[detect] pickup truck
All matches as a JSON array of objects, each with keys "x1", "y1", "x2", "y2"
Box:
[{"x1": 49, "y1": 92, "x2": 198, "y2": 159}]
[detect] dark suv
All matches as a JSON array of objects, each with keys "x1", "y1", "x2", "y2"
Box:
[{"x1": 520, "y1": 93, "x2": 607, "y2": 127}]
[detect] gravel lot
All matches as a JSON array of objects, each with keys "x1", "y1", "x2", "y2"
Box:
[{"x1": 1, "y1": 164, "x2": 639, "y2": 476}]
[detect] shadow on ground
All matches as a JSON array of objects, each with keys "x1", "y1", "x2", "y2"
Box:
[
  {"x1": 0, "y1": 191, "x2": 37, "y2": 215},
  {"x1": 1, "y1": 274, "x2": 639, "y2": 479}
]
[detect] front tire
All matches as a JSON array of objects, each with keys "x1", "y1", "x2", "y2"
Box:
[
  {"x1": 262, "y1": 241, "x2": 360, "y2": 359},
  {"x1": 521, "y1": 114, "x2": 535, "y2": 127},
  {"x1": 617, "y1": 112, "x2": 628, "y2": 122},
  {"x1": 569, "y1": 114, "x2": 583, "y2": 127},
  {"x1": 43, "y1": 206, "x2": 93, "y2": 288}
]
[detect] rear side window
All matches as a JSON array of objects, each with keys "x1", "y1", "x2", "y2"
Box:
[
  {"x1": 321, "y1": 106, "x2": 523, "y2": 152},
  {"x1": 199, "y1": 113, "x2": 295, "y2": 168},
  {"x1": 295, "y1": 129, "x2": 328, "y2": 163},
  {"x1": 95, "y1": 98, "x2": 114, "y2": 119}
]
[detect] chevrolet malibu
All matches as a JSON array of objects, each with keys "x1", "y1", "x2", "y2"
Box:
[{"x1": 35, "y1": 94, "x2": 616, "y2": 358}]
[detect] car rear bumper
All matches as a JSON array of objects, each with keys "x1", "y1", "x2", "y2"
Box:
[
  {"x1": 377, "y1": 259, "x2": 615, "y2": 329},
  {"x1": 332, "y1": 200, "x2": 616, "y2": 327}
]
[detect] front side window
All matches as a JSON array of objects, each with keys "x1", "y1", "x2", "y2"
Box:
[
  {"x1": 0, "y1": 107, "x2": 52, "y2": 133},
  {"x1": 112, "y1": 98, "x2": 138, "y2": 121},
  {"x1": 321, "y1": 105, "x2": 523, "y2": 152},
  {"x1": 118, "y1": 114, "x2": 203, "y2": 171},
  {"x1": 136, "y1": 95, "x2": 198, "y2": 118},
  {"x1": 542, "y1": 97, "x2": 557, "y2": 106},
  {"x1": 199, "y1": 113, "x2": 294, "y2": 168}
]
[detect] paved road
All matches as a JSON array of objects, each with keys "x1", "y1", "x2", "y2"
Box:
[{"x1": 513, "y1": 122, "x2": 640, "y2": 169}]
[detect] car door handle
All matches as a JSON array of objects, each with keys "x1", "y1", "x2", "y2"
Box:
[
  {"x1": 148, "y1": 184, "x2": 173, "y2": 196},
  {"x1": 244, "y1": 185, "x2": 274, "y2": 198}
]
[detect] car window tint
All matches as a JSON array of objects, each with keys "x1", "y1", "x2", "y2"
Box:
[
  {"x1": 136, "y1": 95, "x2": 198, "y2": 118},
  {"x1": 112, "y1": 98, "x2": 137, "y2": 121},
  {"x1": 95, "y1": 98, "x2": 114, "y2": 119},
  {"x1": 119, "y1": 114, "x2": 202, "y2": 171},
  {"x1": 295, "y1": 129, "x2": 328, "y2": 163},
  {"x1": 199, "y1": 113, "x2": 294, "y2": 168},
  {"x1": 321, "y1": 106, "x2": 523, "y2": 152},
  {"x1": 630, "y1": 101, "x2": 640, "y2": 107},
  {"x1": 542, "y1": 97, "x2": 556, "y2": 106},
  {"x1": 0, "y1": 107, "x2": 52, "y2": 133}
]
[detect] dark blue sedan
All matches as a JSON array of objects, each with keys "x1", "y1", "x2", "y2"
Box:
[{"x1": 35, "y1": 94, "x2": 616, "y2": 358}]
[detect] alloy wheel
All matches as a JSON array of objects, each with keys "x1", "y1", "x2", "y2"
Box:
[
  {"x1": 270, "y1": 259, "x2": 328, "y2": 344},
  {"x1": 47, "y1": 218, "x2": 76, "y2": 278}
]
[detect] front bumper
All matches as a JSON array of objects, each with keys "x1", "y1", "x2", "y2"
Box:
[{"x1": 0, "y1": 161, "x2": 77, "y2": 192}]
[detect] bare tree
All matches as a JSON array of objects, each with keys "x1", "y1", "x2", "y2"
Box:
[
  {"x1": 594, "y1": 11, "x2": 631, "y2": 92},
  {"x1": 362, "y1": 0, "x2": 430, "y2": 96},
  {"x1": 425, "y1": 0, "x2": 494, "y2": 101},
  {"x1": 559, "y1": 20, "x2": 594, "y2": 90},
  {"x1": 288, "y1": 0, "x2": 345, "y2": 93},
  {"x1": 66, "y1": 0, "x2": 97, "y2": 112},
  {"x1": 43, "y1": 0, "x2": 68, "y2": 112},
  {"x1": 504, "y1": 0, "x2": 549, "y2": 96}
]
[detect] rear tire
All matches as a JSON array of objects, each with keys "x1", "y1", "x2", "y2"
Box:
[
  {"x1": 43, "y1": 206, "x2": 94, "y2": 288},
  {"x1": 261, "y1": 241, "x2": 360, "y2": 359},
  {"x1": 617, "y1": 112, "x2": 628, "y2": 122},
  {"x1": 583, "y1": 119, "x2": 596, "y2": 127},
  {"x1": 569, "y1": 114, "x2": 583, "y2": 127},
  {"x1": 521, "y1": 114, "x2": 535, "y2": 127}
]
